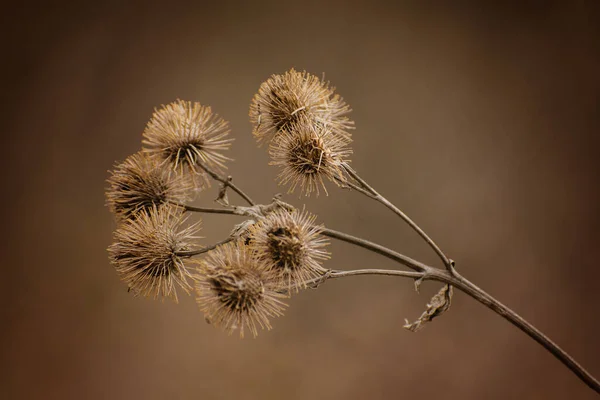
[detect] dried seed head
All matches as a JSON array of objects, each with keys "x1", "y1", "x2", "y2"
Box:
[
  {"x1": 108, "y1": 205, "x2": 199, "y2": 302},
  {"x1": 247, "y1": 208, "x2": 329, "y2": 291},
  {"x1": 249, "y1": 69, "x2": 354, "y2": 145},
  {"x1": 142, "y1": 99, "x2": 233, "y2": 185},
  {"x1": 269, "y1": 118, "x2": 352, "y2": 196},
  {"x1": 106, "y1": 151, "x2": 194, "y2": 220},
  {"x1": 194, "y1": 242, "x2": 287, "y2": 338}
]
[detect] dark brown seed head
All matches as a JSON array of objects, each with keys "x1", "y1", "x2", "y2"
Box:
[
  {"x1": 106, "y1": 151, "x2": 194, "y2": 220},
  {"x1": 194, "y1": 242, "x2": 287, "y2": 338},
  {"x1": 247, "y1": 208, "x2": 329, "y2": 291},
  {"x1": 142, "y1": 100, "x2": 233, "y2": 185},
  {"x1": 108, "y1": 205, "x2": 200, "y2": 302},
  {"x1": 249, "y1": 69, "x2": 354, "y2": 146},
  {"x1": 269, "y1": 117, "x2": 352, "y2": 196}
]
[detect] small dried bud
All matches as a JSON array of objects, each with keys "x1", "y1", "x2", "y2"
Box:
[
  {"x1": 194, "y1": 242, "x2": 287, "y2": 338},
  {"x1": 249, "y1": 69, "x2": 354, "y2": 145},
  {"x1": 106, "y1": 151, "x2": 194, "y2": 220},
  {"x1": 142, "y1": 99, "x2": 233, "y2": 184},
  {"x1": 247, "y1": 208, "x2": 329, "y2": 290},
  {"x1": 269, "y1": 118, "x2": 352, "y2": 196},
  {"x1": 108, "y1": 205, "x2": 199, "y2": 302}
]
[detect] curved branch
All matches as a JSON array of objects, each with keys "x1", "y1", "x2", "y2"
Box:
[
  {"x1": 427, "y1": 269, "x2": 600, "y2": 393},
  {"x1": 320, "y1": 227, "x2": 430, "y2": 273},
  {"x1": 176, "y1": 237, "x2": 233, "y2": 257},
  {"x1": 196, "y1": 159, "x2": 255, "y2": 206},
  {"x1": 343, "y1": 164, "x2": 453, "y2": 272}
]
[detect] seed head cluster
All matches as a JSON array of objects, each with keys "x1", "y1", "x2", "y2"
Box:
[
  {"x1": 250, "y1": 69, "x2": 354, "y2": 195},
  {"x1": 269, "y1": 118, "x2": 352, "y2": 196},
  {"x1": 247, "y1": 208, "x2": 329, "y2": 290},
  {"x1": 106, "y1": 72, "x2": 348, "y2": 336},
  {"x1": 106, "y1": 151, "x2": 194, "y2": 219},
  {"x1": 108, "y1": 205, "x2": 199, "y2": 302},
  {"x1": 143, "y1": 99, "x2": 233, "y2": 185},
  {"x1": 194, "y1": 242, "x2": 287, "y2": 338},
  {"x1": 249, "y1": 69, "x2": 353, "y2": 146}
]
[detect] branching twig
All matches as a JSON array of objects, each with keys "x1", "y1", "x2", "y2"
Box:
[
  {"x1": 342, "y1": 163, "x2": 454, "y2": 273},
  {"x1": 196, "y1": 159, "x2": 255, "y2": 206},
  {"x1": 177, "y1": 237, "x2": 234, "y2": 257}
]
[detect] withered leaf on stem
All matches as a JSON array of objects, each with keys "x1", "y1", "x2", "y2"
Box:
[{"x1": 404, "y1": 284, "x2": 453, "y2": 332}]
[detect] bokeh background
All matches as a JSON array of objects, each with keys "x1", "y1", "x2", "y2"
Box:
[{"x1": 3, "y1": 1, "x2": 599, "y2": 399}]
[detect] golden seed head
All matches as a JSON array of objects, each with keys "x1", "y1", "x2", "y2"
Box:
[
  {"x1": 142, "y1": 99, "x2": 233, "y2": 185},
  {"x1": 269, "y1": 117, "x2": 352, "y2": 196},
  {"x1": 107, "y1": 204, "x2": 200, "y2": 302},
  {"x1": 247, "y1": 208, "x2": 330, "y2": 291},
  {"x1": 194, "y1": 242, "x2": 287, "y2": 338},
  {"x1": 249, "y1": 68, "x2": 354, "y2": 146},
  {"x1": 106, "y1": 151, "x2": 194, "y2": 220}
]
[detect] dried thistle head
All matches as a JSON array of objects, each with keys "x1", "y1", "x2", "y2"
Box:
[
  {"x1": 269, "y1": 118, "x2": 352, "y2": 196},
  {"x1": 194, "y1": 241, "x2": 287, "y2": 338},
  {"x1": 247, "y1": 208, "x2": 329, "y2": 291},
  {"x1": 108, "y1": 204, "x2": 200, "y2": 302},
  {"x1": 142, "y1": 99, "x2": 233, "y2": 184},
  {"x1": 106, "y1": 151, "x2": 194, "y2": 220},
  {"x1": 249, "y1": 68, "x2": 354, "y2": 146}
]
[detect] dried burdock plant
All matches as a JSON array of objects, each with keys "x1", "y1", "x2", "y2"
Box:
[
  {"x1": 143, "y1": 99, "x2": 233, "y2": 185},
  {"x1": 106, "y1": 151, "x2": 194, "y2": 219},
  {"x1": 269, "y1": 117, "x2": 352, "y2": 196},
  {"x1": 106, "y1": 71, "x2": 600, "y2": 394},
  {"x1": 249, "y1": 68, "x2": 354, "y2": 145},
  {"x1": 108, "y1": 204, "x2": 199, "y2": 302},
  {"x1": 194, "y1": 241, "x2": 287, "y2": 338},
  {"x1": 246, "y1": 208, "x2": 329, "y2": 290}
]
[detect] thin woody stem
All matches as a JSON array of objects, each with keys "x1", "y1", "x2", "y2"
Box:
[
  {"x1": 196, "y1": 159, "x2": 255, "y2": 206},
  {"x1": 320, "y1": 228, "x2": 430, "y2": 273},
  {"x1": 179, "y1": 203, "x2": 429, "y2": 273},
  {"x1": 430, "y1": 270, "x2": 600, "y2": 393},
  {"x1": 307, "y1": 267, "x2": 600, "y2": 393},
  {"x1": 171, "y1": 202, "x2": 240, "y2": 215},
  {"x1": 178, "y1": 200, "x2": 600, "y2": 392},
  {"x1": 176, "y1": 237, "x2": 233, "y2": 257},
  {"x1": 343, "y1": 164, "x2": 453, "y2": 272}
]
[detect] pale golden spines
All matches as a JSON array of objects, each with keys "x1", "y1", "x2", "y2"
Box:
[
  {"x1": 106, "y1": 151, "x2": 194, "y2": 220},
  {"x1": 143, "y1": 100, "x2": 233, "y2": 185},
  {"x1": 249, "y1": 69, "x2": 354, "y2": 146},
  {"x1": 108, "y1": 205, "x2": 200, "y2": 302},
  {"x1": 194, "y1": 242, "x2": 287, "y2": 338},
  {"x1": 247, "y1": 208, "x2": 330, "y2": 291},
  {"x1": 269, "y1": 118, "x2": 352, "y2": 196}
]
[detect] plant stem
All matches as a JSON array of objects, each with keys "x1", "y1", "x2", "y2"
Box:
[
  {"x1": 196, "y1": 159, "x2": 255, "y2": 206},
  {"x1": 429, "y1": 269, "x2": 600, "y2": 393},
  {"x1": 306, "y1": 266, "x2": 599, "y2": 393},
  {"x1": 320, "y1": 228, "x2": 430, "y2": 273},
  {"x1": 175, "y1": 203, "x2": 240, "y2": 215},
  {"x1": 328, "y1": 268, "x2": 424, "y2": 280},
  {"x1": 177, "y1": 237, "x2": 234, "y2": 257},
  {"x1": 343, "y1": 164, "x2": 453, "y2": 271},
  {"x1": 179, "y1": 200, "x2": 600, "y2": 393}
]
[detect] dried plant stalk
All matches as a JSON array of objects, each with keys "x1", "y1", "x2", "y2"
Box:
[{"x1": 105, "y1": 70, "x2": 600, "y2": 395}]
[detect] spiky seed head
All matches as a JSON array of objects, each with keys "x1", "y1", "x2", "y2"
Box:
[
  {"x1": 194, "y1": 242, "x2": 287, "y2": 338},
  {"x1": 108, "y1": 204, "x2": 200, "y2": 302},
  {"x1": 269, "y1": 117, "x2": 352, "y2": 196},
  {"x1": 247, "y1": 208, "x2": 329, "y2": 291},
  {"x1": 106, "y1": 151, "x2": 194, "y2": 220},
  {"x1": 249, "y1": 68, "x2": 354, "y2": 146},
  {"x1": 142, "y1": 99, "x2": 233, "y2": 185}
]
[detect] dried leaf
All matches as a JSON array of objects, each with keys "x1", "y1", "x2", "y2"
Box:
[
  {"x1": 215, "y1": 179, "x2": 231, "y2": 206},
  {"x1": 404, "y1": 284, "x2": 453, "y2": 332}
]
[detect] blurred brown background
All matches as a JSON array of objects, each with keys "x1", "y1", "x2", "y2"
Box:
[{"x1": 2, "y1": 1, "x2": 599, "y2": 399}]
